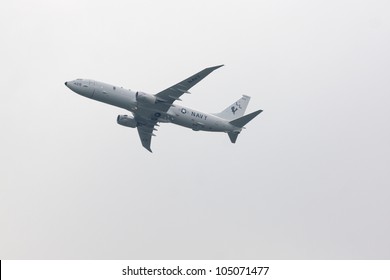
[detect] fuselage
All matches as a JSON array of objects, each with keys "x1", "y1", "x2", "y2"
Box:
[{"x1": 65, "y1": 79, "x2": 239, "y2": 133}]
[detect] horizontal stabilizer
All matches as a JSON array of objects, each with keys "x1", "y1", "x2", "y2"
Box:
[{"x1": 229, "y1": 110, "x2": 263, "y2": 128}]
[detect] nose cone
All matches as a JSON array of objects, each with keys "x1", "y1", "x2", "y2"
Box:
[
  {"x1": 64, "y1": 80, "x2": 77, "y2": 93},
  {"x1": 65, "y1": 79, "x2": 95, "y2": 98}
]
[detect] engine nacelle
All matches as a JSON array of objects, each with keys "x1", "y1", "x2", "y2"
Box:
[
  {"x1": 136, "y1": 91, "x2": 157, "y2": 104},
  {"x1": 117, "y1": 115, "x2": 137, "y2": 128}
]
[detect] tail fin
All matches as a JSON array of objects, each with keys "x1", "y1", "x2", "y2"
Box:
[
  {"x1": 214, "y1": 95, "x2": 251, "y2": 121},
  {"x1": 229, "y1": 110, "x2": 263, "y2": 128}
]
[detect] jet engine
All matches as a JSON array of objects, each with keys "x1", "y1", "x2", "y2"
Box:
[
  {"x1": 117, "y1": 115, "x2": 137, "y2": 128},
  {"x1": 136, "y1": 91, "x2": 157, "y2": 104}
]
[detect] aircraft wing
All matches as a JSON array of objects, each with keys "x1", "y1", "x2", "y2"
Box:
[
  {"x1": 134, "y1": 65, "x2": 223, "y2": 152},
  {"x1": 154, "y1": 65, "x2": 224, "y2": 112},
  {"x1": 135, "y1": 115, "x2": 158, "y2": 152},
  {"x1": 136, "y1": 124, "x2": 155, "y2": 152}
]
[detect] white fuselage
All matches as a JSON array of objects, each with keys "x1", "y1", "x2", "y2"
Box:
[{"x1": 66, "y1": 79, "x2": 240, "y2": 133}]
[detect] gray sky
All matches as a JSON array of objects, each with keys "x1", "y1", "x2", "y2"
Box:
[{"x1": 1, "y1": 0, "x2": 390, "y2": 259}]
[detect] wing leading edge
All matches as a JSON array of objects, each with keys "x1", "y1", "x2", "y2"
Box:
[{"x1": 154, "y1": 65, "x2": 224, "y2": 112}]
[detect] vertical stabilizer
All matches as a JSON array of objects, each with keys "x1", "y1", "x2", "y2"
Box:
[{"x1": 214, "y1": 95, "x2": 250, "y2": 121}]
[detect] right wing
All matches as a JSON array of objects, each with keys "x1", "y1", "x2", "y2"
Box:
[
  {"x1": 134, "y1": 115, "x2": 158, "y2": 153},
  {"x1": 137, "y1": 125, "x2": 155, "y2": 152}
]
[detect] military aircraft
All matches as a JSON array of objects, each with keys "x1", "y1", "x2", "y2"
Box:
[{"x1": 65, "y1": 65, "x2": 262, "y2": 152}]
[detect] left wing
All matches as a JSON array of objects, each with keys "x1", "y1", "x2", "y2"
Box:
[{"x1": 154, "y1": 65, "x2": 224, "y2": 112}]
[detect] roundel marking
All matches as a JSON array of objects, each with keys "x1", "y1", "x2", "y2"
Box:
[{"x1": 181, "y1": 108, "x2": 187, "y2": 114}]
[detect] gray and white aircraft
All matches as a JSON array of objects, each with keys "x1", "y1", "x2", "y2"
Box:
[{"x1": 65, "y1": 65, "x2": 262, "y2": 152}]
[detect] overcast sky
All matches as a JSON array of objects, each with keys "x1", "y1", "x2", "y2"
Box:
[{"x1": 1, "y1": 0, "x2": 390, "y2": 259}]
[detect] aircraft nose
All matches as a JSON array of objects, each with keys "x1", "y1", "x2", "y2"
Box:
[{"x1": 65, "y1": 81, "x2": 68, "y2": 86}]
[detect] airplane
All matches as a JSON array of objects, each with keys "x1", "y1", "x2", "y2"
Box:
[{"x1": 65, "y1": 65, "x2": 262, "y2": 152}]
